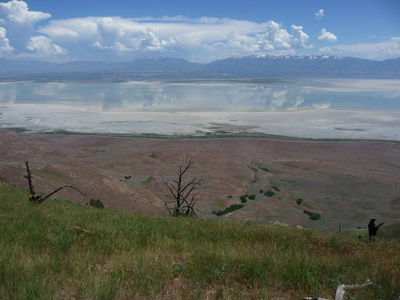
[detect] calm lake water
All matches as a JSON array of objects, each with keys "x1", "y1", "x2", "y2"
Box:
[
  {"x1": 1, "y1": 78, "x2": 400, "y2": 140},
  {"x1": 1, "y1": 78, "x2": 400, "y2": 112}
]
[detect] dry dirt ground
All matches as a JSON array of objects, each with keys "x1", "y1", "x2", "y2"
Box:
[{"x1": 1, "y1": 129, "x2": 400, "y2": 231}]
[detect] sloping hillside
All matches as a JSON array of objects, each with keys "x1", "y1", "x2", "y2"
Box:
[{"x1": 1, "y1": 184, "x2": 399, "y2": 299}]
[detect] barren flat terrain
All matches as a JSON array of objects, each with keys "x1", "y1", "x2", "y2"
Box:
[{"x1": 1, "y1": 129, "x2": 400, "y2": 231}]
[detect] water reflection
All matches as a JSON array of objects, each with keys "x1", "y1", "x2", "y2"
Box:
[{"x1": 0, "y1": 79, "x2": 399, "y2": 112}]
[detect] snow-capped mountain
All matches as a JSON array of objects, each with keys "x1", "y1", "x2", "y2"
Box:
[{"x1": 0, "y1": 55, "x2": 399, "y2": 79}]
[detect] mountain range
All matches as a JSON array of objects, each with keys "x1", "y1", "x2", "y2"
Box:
[{"x1": 1, "y1": 55, "x2": 399, "y2": 79}]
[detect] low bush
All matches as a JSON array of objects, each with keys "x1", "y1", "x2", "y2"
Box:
[
  {"x1": 89, "y1": 198, "x2": 104, "y2": 209},
  {"x1": 248, "y1": 194, "x2": 256, "y2": 200},
  {"x1": 303, "y1": 209, "x2": 321, "y2": 220},
  {"x1": 264, "y1": 190, "x2": 275, "y2": 197},
  {"x1": 240, "y1": 195, "x2": 248, "y2": 203},
  {"x1": 296, "y1": 198, "x2": 303, "y2": 205},
  {"x1": 213, "y1": 204, "x2": 244, "y2": 216}
]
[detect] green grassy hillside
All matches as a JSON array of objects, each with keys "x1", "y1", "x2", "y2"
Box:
[{"x1": 1, "y1": 185, "x2": 399, "y2": 299}]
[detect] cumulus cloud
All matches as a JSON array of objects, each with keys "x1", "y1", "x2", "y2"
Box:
[
  {"x1": 318, "y1": 28, "x2": 338, "y2": 42},
  {"x1": 36, "y1": 16, "x2": 313, "y2": 61},
  {"x1": 0, "y1": 0, "x2": 51, "y2": 52},
  {"x1": 212, "y1": 20, "x2": 310, "y2": 58},
  {"x1": 291, "y1": 25, "x2": 310, "y2": 48},
  {"x1": 315, "y1": 9, "x2": 324, "y2": 19},
  {"x1": 0, "y1": 0, "x2": 50, "y2": 23},
  {"x1": 140, "y1": 27, "x2": 183, "y2": 51},
  {"x1": 0, "y1": 27, "x2": 13, "y2": 54},
  {"x1": 27, "y1": 36, "x2": 66, "y2": 55}
]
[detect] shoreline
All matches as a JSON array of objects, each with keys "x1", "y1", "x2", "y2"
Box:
[
  {"x1": 1, "y1": 104, "x2": 400, "y2": 141},
  {"x1": 3, "y1": 127, "x2": 400, "y2": 144}
]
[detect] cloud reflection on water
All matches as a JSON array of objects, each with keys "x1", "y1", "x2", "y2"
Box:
[{"x1": 0, "y1": 79, "x2": 399, "y2": 112}]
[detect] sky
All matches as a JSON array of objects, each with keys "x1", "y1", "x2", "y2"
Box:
[{"x1": 0, "y1": 0, "x2": 399, "y2": 62}]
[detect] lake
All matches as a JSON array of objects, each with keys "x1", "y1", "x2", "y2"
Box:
[{"x1": 1, "y1": 78, "x2": 400, "y2": 140}]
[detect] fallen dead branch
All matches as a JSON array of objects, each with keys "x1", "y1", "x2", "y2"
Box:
[
  {"x1": 24, "y1": 161, "x2": 86, "y2": 204},
  {"x1": 335, "y1": 280, "x2": 372, "y2": 300}
]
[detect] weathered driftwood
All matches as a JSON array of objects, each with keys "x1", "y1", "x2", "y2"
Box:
[
  {"x1": 303, "y1": 280, "x2": 372, "y2": 300},
  {"x1": 335, "y1": 280, "x2": 372, "y2": 300},
  {"x1": 24, "y1": 161, "x2": 86, "y2": 204}
]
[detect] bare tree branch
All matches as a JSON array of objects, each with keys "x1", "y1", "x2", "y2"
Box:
[
  {"x1": 38, "y1": 185, "x2": 86, "y2": 204},
  {"x1": 24, "y1": 161, "x2": 86, "y2": 204},
  {"x1": 152, "y1": 154, "x2": 208, "y2": 217}
]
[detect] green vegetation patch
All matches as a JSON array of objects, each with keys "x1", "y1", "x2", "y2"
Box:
[
  {"x1": 89, "y1": 198, "x2": 104, "y2": 209},
  {"x1": 213, "y1": 204, "x2": 244, "y2": 216},
  {"x1": 264, "y1": 190, "x2": 275, "y2": 197},
  {"x1": 303, "y1": 210, "x2": 321, "y2": 220},
  {"x1": 1, "y1": 185, "x2": 400, "y2": 299}
]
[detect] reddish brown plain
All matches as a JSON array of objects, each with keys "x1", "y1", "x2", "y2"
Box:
[{"x1": 1, "y1": 129, "x2": 399, "y2": 231}]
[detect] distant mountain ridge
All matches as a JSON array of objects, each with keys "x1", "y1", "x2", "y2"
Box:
[{"x1": 0, "y1": 55, "x2": 399, "y2": 78}]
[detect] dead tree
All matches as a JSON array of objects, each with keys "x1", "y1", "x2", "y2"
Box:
[
  {"x1": 24, "y1": 161, "x2": 86, "y2": 204},
  {"x1": 152, "y1": 155, "x2": 208, "y2": 217}
]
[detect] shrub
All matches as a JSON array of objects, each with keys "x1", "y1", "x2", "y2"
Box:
[
  {"x1": 89, "y1": 198, "x2": 104, "y2": 209},
  {"x1": 248, "y1": 194, "x2": 256, "y2": 200},
  {"x1": 213, "y1": 204, "x2": 244, "y2": 216},
  {"x1": 124, "y1": 175, "x2": 131, "y2": 180},
  {"x1": 273, "y1": 186, "x2": 280, "y2": 191},
  {"x1": 296, "y1": 198, "x2": 303, "y2": 205},
  {"x1": 303, "y1": 210, "x2": 321, "y2": 220},
  {"x1": 259, "y1": 189, "x2": 264, "y2": 193},
  {"x1": 264, "y1": 190, "x2": 275, "y2": 197},
  {"x1": 240, "y1": 195, "x2": 248, "y2": 203},
  {"x1": 227, "y1": 195, "x2": 233, "y2": 198}
]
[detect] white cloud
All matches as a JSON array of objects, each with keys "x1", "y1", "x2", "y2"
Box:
[
  {"x1": 318, "y1": 28, "x2": 338, "y2": 42},
  {"x1": 1, "y1": 1, "x2": 396, "y2": 62},
  {"x1": 318, "y1": 46, "x2": 333, "y2": 54},
  {"x1": 291, "y1": 25, "x2": 310, "y2": 49},
  {"x1": 212, "y1": 21, "x2": 310, "y2": 57},
  {"x1": 0, "y1": 0, "x2": 51, "y2": 53},
  {"x1": 0, "y1": 27, "x2": 13, "y2": 54},
  {"x1": 315, "y1": 9, "x2": 324, "y2": 19},
  {"x1": 27, "y1": 36, "x2": 66, "y2": 55},
  {"x1": 333, "y1": 37, "x2": 400, "y2": 60},
  {"x1": 0, "y1": 0, "x2": 50, "y2": 24},
  {"x1": 37, "y1": 16, "x2": 313, "y2": 61},
  {"x1": 256, "y1": 20, "x2": 291, "y2": 50},
  {"x1": 140, "y1": 27, "x2": 182, "y2": 51}
]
